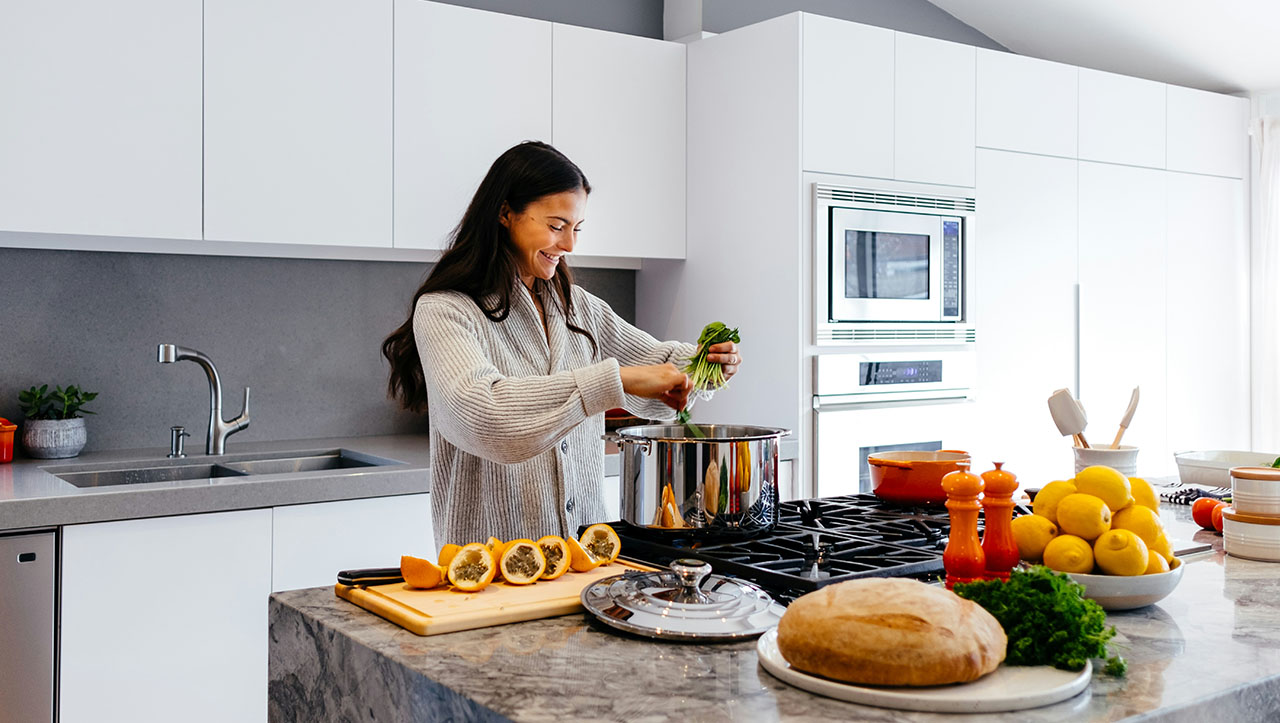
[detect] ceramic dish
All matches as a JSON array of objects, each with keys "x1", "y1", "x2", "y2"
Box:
[
  {"x1": 1230, "y1": 467, "x2": 1280, "y2": 516},
  {"x1": 1174, "y1": 451, "x2": 1278, "y2": 487},
  {"x1": 1066, "y1": 558, "x2": 1183, "y2": 610},
  {"x1": 1222, "y1": 506, "x2": 1280, "y2": 562},
  {"x1": 756, "y1": 629, "x2": 1091, "y2": 713}
]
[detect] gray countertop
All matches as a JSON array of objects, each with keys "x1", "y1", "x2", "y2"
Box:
[
  {"x1": 0, "y1": 434, "x2": 435, "y2": 532},
  {"x1": 267, "y1": 507, "x2": 1280, "y2": 722}
]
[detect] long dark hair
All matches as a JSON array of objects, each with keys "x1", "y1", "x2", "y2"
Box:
[{"x1": 383, "y1": 140, "x2": 597, "y2": 413}]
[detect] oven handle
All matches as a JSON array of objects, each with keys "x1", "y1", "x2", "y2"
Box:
[{"x1": 812, "y1": 394, "x2": 971, "y2": 411}]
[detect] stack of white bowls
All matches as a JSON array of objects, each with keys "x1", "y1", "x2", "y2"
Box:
[{"x1": 1222, "y1": 466, "x2": 1280, "y2": 562}]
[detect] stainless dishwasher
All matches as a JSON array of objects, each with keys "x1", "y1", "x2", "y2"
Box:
[{"x1": 0, "y1": 530, "x2": 56, "y2": 722}]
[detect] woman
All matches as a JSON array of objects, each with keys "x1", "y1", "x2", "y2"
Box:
[{"x1": 383, "y1": 141, "x2": 741, "y2": 549}]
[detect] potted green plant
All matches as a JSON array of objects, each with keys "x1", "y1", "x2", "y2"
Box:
[{"x1": 18, "y1": 384, "x2": 98, "y2": 459}]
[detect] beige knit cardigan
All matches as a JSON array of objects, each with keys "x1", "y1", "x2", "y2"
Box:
[{"x1": 414, "y1": 281, "x2": 694, "y2": 550}]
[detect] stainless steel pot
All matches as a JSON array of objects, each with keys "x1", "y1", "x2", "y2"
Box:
[{"x1": 611, "y1": 424, "x2": 791, "y2": 535}]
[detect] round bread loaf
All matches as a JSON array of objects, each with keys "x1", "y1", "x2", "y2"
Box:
[{"x1": 776, "y1": 578, "x2": 1007, "y2": 687}]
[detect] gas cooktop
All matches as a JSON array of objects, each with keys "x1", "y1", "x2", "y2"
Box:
[{"x1": 597, "y1": 493, "x2": 1026, "y2": 604}]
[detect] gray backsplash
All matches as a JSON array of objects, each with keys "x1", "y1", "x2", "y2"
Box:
[{"x1": 0, "y1": 248, "x2": 635, "y2": 455}]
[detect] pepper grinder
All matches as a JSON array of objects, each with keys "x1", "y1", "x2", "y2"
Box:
[
  {"x1": 980, "y1": 462, "x2": 1020, "y2": 581},
  {"x1": 942, "y1": 463, "x2": 985, "y2": 589}
]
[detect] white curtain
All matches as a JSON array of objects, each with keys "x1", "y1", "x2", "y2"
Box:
[{"x1": 1253, "y1": 116, "x2": 1280, "y2": 450}]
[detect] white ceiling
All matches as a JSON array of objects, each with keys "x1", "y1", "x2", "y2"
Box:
[{"x1": 926, "y1": 0, "x2": 1280, "y2": 95}]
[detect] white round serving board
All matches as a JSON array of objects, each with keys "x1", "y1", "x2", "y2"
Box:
[{"x1": 756, "y1": 629, "x2": 1092, "y2": 713}]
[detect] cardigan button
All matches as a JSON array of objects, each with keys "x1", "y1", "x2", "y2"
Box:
[
  {"x1": 565, "y1": 497, "x2": 575, "y2": 513},
  {"x1": 560, "y1": 439, "x2": 569, "y2": 453}
]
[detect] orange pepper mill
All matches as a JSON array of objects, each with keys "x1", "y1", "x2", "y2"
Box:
[
  {"x1": 980, "y1": 462, "x2": 1020, "y2": 581},
  {"x1": 942, "y1": 463, "x2": 985, "y2": 589}
]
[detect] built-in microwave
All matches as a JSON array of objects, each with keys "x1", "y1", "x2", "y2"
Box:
[{"x1": 814, "y1": 183, "x2": 976, "y2": 345}]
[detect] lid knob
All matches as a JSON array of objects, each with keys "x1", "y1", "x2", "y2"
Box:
[{"x1": 668, "y1": 558, "x2": 713, "y2": 604}]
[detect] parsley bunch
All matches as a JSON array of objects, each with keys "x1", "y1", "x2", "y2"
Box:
[{"x1": 954, "y1": 566, "x2": 1126, "y2": 677}]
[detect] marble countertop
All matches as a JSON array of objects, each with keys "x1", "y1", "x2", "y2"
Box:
[
  {"x1": 268, "y1": 506, "x2": 1280, "y2": 722},
  {"x1": 0, "y1": 433, "x2": 435, "y2": 532}
]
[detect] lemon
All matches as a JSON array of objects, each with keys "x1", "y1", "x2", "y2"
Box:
[
  {"x1": 1043, "y1": 534, "x2": 1095, "y2": 574},
  {"x1": 1032, "y1": 480, "x2": 1078, "y2": 524},
  {"x1": 1012, "y1": 514, "x2": 1059, "y2": 562},
  {"x1": 1111, "y1": 505, "x2": 1164, "y2": 548},
  {"x1": 1144, "y1": 550, "x2": 1171, "y2": 575},
  {"x1": 1056, "y1": 493, "x2": 1113, "y2": 541},
  {"x1": 1129, "y1": 477, "x2": 1160, "y2": 511},
  {"x1": 1093, "y1": 529, "x2": 1149, "y2": 576},
  {"x1": 1074, "y1": 466, "x2": 1132, "y2": 512},
  {"x1": 1148, "y1": 532, "x2": 1174, "y2": 563}
]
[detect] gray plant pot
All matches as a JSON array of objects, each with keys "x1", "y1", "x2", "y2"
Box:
[{"x1": 22, "y1": 418, "x2": 87, "y2": 459}]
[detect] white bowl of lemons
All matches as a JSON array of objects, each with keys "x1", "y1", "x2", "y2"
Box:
[
  {"x1": 1065, "y1": 558, "x2": 1184, "y2": 611},
  {"x1": 1016, "y1": 465, "x2": 1184, "y2": 610}
]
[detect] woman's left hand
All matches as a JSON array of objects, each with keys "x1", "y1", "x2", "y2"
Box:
[{"x1": 705, "y1": 342, "x2": 742, "y2": 381}]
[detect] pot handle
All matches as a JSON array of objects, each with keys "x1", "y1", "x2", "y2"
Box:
[
  {"x1": 939, "y1": 449, "x2": 969, "y2": 455},
  {"x1": 868, "y1": 457, "x2": 913, "y2": 470},
  {"x1": 606, "y1": 434, "x2": 652, "y2": 455}
]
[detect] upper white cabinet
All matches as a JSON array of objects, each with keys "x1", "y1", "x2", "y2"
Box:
[
  {"x1": 204, "y1": 0, "x2": 393, "y2": 247},
  {"x1": 976, "y1": 50, "x2": 1078, "y2": 159},
  {"x1": 552, "y1": 24, "x2": 686, "y2": 259},
  {"x1": 1166, "y1": 173, "x2": 1249, "y2": 452},
  {"x1": 1078, "y1": 68, "x2": 1166, "y2": 169},
  {"x1": 272, "y1": 494, "x2": 433, "y2": 591},
  {"x1": 895, "y1": 33, "x2": 976, "y2": 187},
  {"x1": 1078, "y1": 161, "x2": 1170, "y2": 474},
  {"x1": 395, "y1": 1, "x2": 551, "y2": 250},
  {"x1": 801, "y1": 15, "x2": 895, "y2": 180},
  {"x1": 1167, "y1": 86, "x2": 1249, "y2": 178},
  {"x1": 60, "y1": 510, "x2": 273, "y2": 723},
  {"x1": 0, "y1": 0, "x2": 202, "y2": 240},
  {"x1": 972, "y1": 149, "x2": 1079, "y2": 482}
]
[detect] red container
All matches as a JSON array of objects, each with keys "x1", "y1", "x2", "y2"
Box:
[
  {"x1": 0, "y1": 417, "x2": 15, "y2": 463},
  {"x1": 866, "y1": 450, "x2": 971, "y2": 505}
]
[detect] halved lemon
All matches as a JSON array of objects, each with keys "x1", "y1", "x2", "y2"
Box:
[
  {"x1": 580, "y1": 523, "x2": 621, "y2": 564},
  {"x1": 446, "y1": 542, "x2": 497, "y2": 592},
  {"x1": 437, "y1": 543, "x2": 462, "y2": 569},
  {"x1": 536, "y1": 535, "x2": 571, "y2": 580},
  {"x1": 499, "y1": 539, "x2": 547, "y2": 585},
  {"x1": 400, "y1": 554, "x2": 445, "y2": 589},
  {"x1": 566, "y1": 534, "x2": 603, "y2": 572}
]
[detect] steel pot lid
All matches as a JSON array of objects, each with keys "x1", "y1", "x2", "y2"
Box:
[
  {"x1": 581, "y1": 559, "x2": 784, "y2": 641},
  {"x1": 615, "y1": 424, "x2": 791, "y2": 443}
]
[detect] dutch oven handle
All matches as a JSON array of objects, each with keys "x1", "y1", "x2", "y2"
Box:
[
  {"x1": 939, "y1": 449, "x2": 968, "y2": 455},
  {"x1": 868, "y1": 457, "x2": 913, "y2": 470}
]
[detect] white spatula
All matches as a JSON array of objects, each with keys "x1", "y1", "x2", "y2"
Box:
[
  {"x1": 1047, "y1": 388, "x2": 1090, "y2": 448},
  {"x1": 1111, "y1": 386, "x2": 1140, "y2": 449}
]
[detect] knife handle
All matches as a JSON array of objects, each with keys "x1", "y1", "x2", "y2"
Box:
[{"x1": 337, "y1": 567, "x2": 404, "y2": 586}]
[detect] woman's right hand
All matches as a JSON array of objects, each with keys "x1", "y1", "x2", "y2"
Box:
[{"x1": 620, "y1": 363, "x2": 693, "y2": 411}]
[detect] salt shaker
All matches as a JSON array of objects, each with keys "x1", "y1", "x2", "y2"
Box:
[
  {"x1": 980, "y1": 462, "x2": 1020, "y2": 581},
  {"x1": 942, "y1": 463, "x2": 985, "y2": 589}
]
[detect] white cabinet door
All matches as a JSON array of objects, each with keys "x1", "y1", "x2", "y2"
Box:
[
  {"x1": 0, "y1": 0, "x2": 201, "y2": 240},
  {"x1": 976, "y1": 50, "x2": 1077, "y2": 159},
  {"x1": 972, "y1": 150, "x2": 1078, "y2": 483},
  {"x1": 552, "y1": 24, "x2": 685, "y2": 259},
  {"x1": 1166, "y1": 86, "x2": 1249, "y2": 179},
  {"x1": 1166, "y1": 173, "x2": 1249, "y2": 453},
  {"x1": 272, "y1": 494, "x2": 433, "y2": 591},
  {"x1": 1078, "y1": 162, "x2": 1169, "y2": 475},
  {"x1": 895, "y1": 32, "x2": 976, "y2": 187},
  {"x1": 61, "y1": 510, "x2": 272, "y2": 723},
  {"x1": 1079, "y1": 69, "x2": 1166, "y2": 169},
  {"x1": 801, "y1": 15, "x2": 894, "y2": 179},
  {"x1": 395, "y1": 0, "x2": 551, "y2": 250},
  {"x1": 205, "y1": 0, "x2": 392, "y2": 246}
]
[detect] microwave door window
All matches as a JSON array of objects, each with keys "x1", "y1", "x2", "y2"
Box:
[{"x1": 845, "y1": 231, "x2": 930, "y2": 300}]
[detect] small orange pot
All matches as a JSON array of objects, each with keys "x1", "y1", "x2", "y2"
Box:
[
  {"x1": 867, "y1": 450, "x2": 971, "y2": 505},
  {"x1": 0, "y1": 417, "x2": 15, "y2": 464}
]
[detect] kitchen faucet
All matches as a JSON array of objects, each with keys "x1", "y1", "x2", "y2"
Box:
[{"x1": 157, "y1": 344, "x2": 250, "y2": 455}]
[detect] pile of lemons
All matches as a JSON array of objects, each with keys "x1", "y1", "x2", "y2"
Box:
[{"x1": 1011, "y1": 465, "x2": 1172, "y2": 576}]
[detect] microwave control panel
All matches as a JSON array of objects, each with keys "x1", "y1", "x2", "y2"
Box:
[{"x1": 942, "y1": 220, "x2": 961, "y2": 318}]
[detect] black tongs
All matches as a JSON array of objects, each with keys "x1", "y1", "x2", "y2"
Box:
[{"x1": 336, "y1": 567, "x2": 404, "y2": 586}]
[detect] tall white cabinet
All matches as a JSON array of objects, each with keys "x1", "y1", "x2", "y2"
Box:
[
  {"x1": 895, "y1": 33, "x2": 976, "y2": 187},
  {"x1": 0, "y1": 0, "x2": 202, "y2": 240}
]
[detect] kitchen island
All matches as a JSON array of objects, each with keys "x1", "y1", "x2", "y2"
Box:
[{"x1": 268, "y1": 508, "x2": 1280, "y2": 722}]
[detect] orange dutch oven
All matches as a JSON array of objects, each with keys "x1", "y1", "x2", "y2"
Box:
[{"x1": 867, "y1": 450, "x2": 971, "y2": 505}]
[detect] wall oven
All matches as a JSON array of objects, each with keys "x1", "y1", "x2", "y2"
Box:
[
  {"x1": 814, "y1": 183, "x2": 976, "y2": 345},
  {"x1": 813, "y1": 349, "x2": 975, "y2": 498}
]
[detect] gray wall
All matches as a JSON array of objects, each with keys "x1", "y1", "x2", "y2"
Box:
[
  {"x1": 0, "y1": 248, "x2": 634, "y2": 455},
  {"x1": 702, "y1": 0, "x2": 1006, "y2": 49}
]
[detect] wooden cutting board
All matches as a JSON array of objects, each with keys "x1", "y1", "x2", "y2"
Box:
[{"x1": 335, "y1": 559, "x2": 655, "y2": 636}]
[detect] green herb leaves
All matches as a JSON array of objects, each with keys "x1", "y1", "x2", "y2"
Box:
[
  {"x1": 17, "y1": 384, "x2": 98, "y2": 420},
  {"x1": 954, "y1": 566, "x2": 1126, "y2": 677},
  {"x1": 683, "y1": 322, "x2": 740, "y2": 395}
]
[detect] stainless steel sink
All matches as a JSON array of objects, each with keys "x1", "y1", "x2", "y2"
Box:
[
  {"x1": 54, "y1": 463, "x2": 247, "y2": 488},
  {"x1": 49, "y1": 448, "x2": 401, "y2": 488}
]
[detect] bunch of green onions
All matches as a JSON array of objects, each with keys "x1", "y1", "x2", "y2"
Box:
[{"x1": 676, "y1": 322, "x2": 740, "y2": 432}]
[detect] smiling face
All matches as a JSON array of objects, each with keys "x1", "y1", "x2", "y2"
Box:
[{"x1": 501, "y1": 188, "x2": 587, "y2": 288}]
